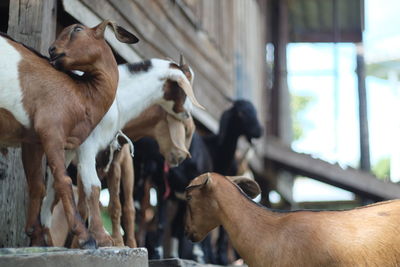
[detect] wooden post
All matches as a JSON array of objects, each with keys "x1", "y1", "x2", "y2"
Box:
[
  {"x1": 356, "y1": 44, "x2": 371, "y2": 172},
  {"x1": 8, "y1": 0, "x2": 57, "y2": 55},
  {"x1": 267, "y1": 0, "x2": 294, "y2": 205},
  {"x1": 0, "y1": 0, "x2": 57, "y2": 247}
]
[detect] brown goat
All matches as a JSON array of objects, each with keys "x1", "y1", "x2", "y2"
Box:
[
  {"x1": 0, "y1": 21, "x2": 138, "y2": 248},
  {"x1": 185, "y1": 173, "x2": 400, "y2": 267}
]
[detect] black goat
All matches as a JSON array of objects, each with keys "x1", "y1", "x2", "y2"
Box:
[{"x1": 168, "y1": 100, "x2": 262, "y2": 264}]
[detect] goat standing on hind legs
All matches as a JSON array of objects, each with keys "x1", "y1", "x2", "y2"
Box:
[
  {"x1": 186, "y1": 173, "x2": 400, "y2": 267},
  {"x1": 0, "y1": 20, "x2": 138, "y2": 248}
]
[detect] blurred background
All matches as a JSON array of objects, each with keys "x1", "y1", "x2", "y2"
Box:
[{"x1": 1, "y1": 0, "x2": 400, "y2": 256}]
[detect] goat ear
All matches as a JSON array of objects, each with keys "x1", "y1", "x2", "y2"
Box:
[
  {"x1": 177, "y1": 77, "x2": 205, "y2": 110},
  {"x1": 227, "y1": 176, "x2": 261, "y2": 198},
  {"x1": 186, "y1": 173, "x2": 212, "y2": 191},
  {"x1": 166, "y1": 115, "x2": 191, "y2": 157},
  {"x1": 184, "y1": 115, "x2": 195, "y2": 151},
  {"x1": 94, "y1": 20, "x2": 139, "y2": 44}
]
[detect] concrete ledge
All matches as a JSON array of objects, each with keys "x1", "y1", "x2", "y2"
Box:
[
  {"x1": 149, "y1": 258, "x2": 246, "y2": 267},
  {"x1": 0, "y1": 247, "x2": 148, "y2": 267}
]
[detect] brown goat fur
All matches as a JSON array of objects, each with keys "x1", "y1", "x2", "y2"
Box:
[
  {"x1": 185, "y1": 173, "x2": 400, "y2": 267},
  {"x1": 0, "y1": 20, "x2": 138, "y2": 248}
]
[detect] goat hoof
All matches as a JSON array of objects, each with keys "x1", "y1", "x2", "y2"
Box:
[
  {"x1": 80, "y1": 236, "x2": 98, "y2": 249},
  {"x1": 112, "y1": 236, "x2": 124, "y2": 247},
  {"x1": 96, "y1": 235, "x2": 114, "y2": 247},
  {"x1": 27, "y1": 228, "x2": 47, "y2": 247}
]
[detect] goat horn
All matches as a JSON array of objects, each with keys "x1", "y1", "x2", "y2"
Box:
[
  {"x1": 179, "y1": 54, "x2": 185, "y2": 66},
  {"x1": 177, "y1": 77, "x2": 205, "y2": 110}
]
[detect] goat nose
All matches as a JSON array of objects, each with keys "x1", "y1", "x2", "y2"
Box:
[{"x1": 48, "y1": 46, "x2": 56, "y2": 56}]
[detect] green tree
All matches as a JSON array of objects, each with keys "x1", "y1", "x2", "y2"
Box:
[
  {"x1": 372, "y1": 157, "x2": 390, "y2": 180},
  {"x1": 291, "y1": 94, "x2": 314, "y2": 141}
]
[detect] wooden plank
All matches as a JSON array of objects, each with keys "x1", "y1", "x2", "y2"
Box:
[
  {"x1": 265, "y1": 138, "x2": 400, "y2": 200},
  {"x1": 0, "y1": 149, "x2": 28, "y2": 247},
  {"x1": 1, "y1": 0, "x2": 57, "y2": 247}
]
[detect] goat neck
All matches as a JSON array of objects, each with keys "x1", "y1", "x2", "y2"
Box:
[
  {"x1": 212, "y1": 177, "x2": 279, "y2": 266},
  {"x1": 213, "y1": 114, "x2": 241, "y2": 174},
  {"x1": 77, "y1": 58, "x2": 118, "y2": 119},
  {"x1": 115, "y1": 60, "x2": 172, "y2": 128},
  {"x1": 122, "y1": 105, "x2": 165, "y2": 141}
]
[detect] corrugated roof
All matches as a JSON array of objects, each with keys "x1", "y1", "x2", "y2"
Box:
[{"x1": 288, "y1": 0, "x2": 364, "y2": 43}]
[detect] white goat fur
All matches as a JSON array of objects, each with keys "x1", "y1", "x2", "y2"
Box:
[{"x1": 0, "y1": 37, "x2": 30, "y2": 129}]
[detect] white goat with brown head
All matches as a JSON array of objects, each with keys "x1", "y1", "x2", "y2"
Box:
[
  {"x1": 185, "y1": 172, "x2": 400, "y2": 267},
  {"x1": 42, "y1": 56, "x2": 202, "y2": 246},
  {"x1": 0, "y1": 20, "x2": 138, "y2": 248}
]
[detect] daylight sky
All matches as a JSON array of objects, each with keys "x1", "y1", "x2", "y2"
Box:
[{"x1": 290, "y1": 0, "x2": 400, "y2": 202}]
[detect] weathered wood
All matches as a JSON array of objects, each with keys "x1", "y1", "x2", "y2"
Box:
[
  {"x1": 265, "y1": 138, "x2": 400, "y2": 200},
  {"x1": 0, "y1": 149, "x2": 28, "y2": 247},
  {"x1": 1, "y1": 0, "x2": 57, "y2": 247},
  {"x1": 8, "y1": 0, "x2": 57, "y2": 55}
]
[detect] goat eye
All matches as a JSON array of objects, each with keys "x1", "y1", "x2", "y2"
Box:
[{"x1": 186, "y1": 195, "x2": 192, "y2": 201}]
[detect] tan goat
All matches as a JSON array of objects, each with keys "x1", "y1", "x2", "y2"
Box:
[
  {"x1": 0, "y1": 21, "x2": 138, "y2": 248},
  {"x1": 185, "y1": 172, "x2": 400, "y2": 267},
  {"x1": 50, "y1": 104, "x2": 195, "y2": 247}
]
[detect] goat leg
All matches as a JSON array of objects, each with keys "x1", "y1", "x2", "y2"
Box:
[
  {"x1": 87, "y1": 185, "x2": 114, "y2": 246},
  {"x1": 77, "y1": 174, "x2": 88, "y2": 221},
  {"x1": 43, "y1": 140, "x2": 95, "y2": 249},
  {"x1": 119, "y1": 145, "x2": 136, "y2": 248},
  {"x1": 77, "y1": 149, "x2": 113, "y2": 247},
  {"x1": 21, "y1": 143, "x2": 47, "y2": 246},
  {"x1": 107, "y1": 154, "x2": 124, "y2": 247}
]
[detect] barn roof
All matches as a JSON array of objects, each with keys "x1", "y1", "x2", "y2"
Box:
[{"x1": 287, "y1": 0, "x2": 364, "y2": 43}]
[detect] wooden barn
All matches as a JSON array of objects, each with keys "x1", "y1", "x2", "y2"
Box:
[
  {"x1": 1, "y1": 0, "x2": 400, "y2": 265},
  {"x1": 0, "y1": 0, "x2": 268, "y2": 249}
]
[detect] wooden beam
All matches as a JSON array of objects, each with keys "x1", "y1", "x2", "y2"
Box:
[
  {"x1": 264, "y1": 137, "x2": 400, "y2": 200},
  {"x1": 0, "y1": 0, "x2": 57, "y2": 247}
]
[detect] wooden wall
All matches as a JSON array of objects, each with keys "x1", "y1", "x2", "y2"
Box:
[
  {"x1": 0, "y1": 0, "x2": 57, "y2": 247},
  {"x1": 62, "y1": 0, "x2": 268, "y2": 130}
]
